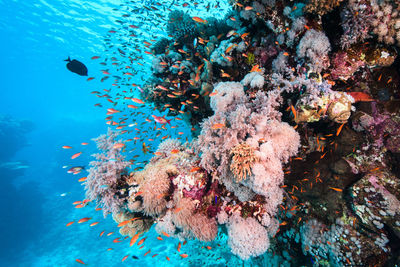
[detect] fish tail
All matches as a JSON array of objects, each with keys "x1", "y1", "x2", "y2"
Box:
[{"x1": 64, "y1": 56, "x2": 71, "y2": 62}]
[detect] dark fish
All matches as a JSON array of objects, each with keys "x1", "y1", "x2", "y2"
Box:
[
  {"x1": 132, "y1": 256, "x2": 139, "y2": 260},
  {"x1": 64, "y1": 57, "x2": 88, "y2": 76}
]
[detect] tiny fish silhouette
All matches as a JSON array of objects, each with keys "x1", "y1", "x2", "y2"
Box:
[{"x1": 65, "y1": 57, "x2": 88, "y2": 76}]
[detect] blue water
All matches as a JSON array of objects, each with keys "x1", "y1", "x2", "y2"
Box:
[{"x1": 0, "y1": 0, "x2": 240, "y2": 266}]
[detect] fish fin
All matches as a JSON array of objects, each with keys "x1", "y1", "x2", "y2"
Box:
[{"x1": 64, "y1": 56, "x2": 71, "y2": 62}]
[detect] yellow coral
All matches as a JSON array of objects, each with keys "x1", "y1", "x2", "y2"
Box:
[{"x1": 230, "y1": 143, "x2": 258, "y2": 182}]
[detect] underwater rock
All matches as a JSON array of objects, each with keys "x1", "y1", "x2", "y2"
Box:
[{"x1": 351, "y1": 171, "x2": 400, "y2": 238}]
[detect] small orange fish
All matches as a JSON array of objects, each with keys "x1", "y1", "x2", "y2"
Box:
[
  {"x1": 211, "y1": 123, "x2": 225, "y2": 130},
  {"x1": 336, "y1": 123, "x2": 345, "y2": 136},
  {"x1": 137, "y1": 237, "x2": 146, "y2": 246},
  {"x1": 78, "y1": 177, "x2": 87, "y2": 182},
  {"x1": 99, "y1": 231, "x2": 105, "y2": 237},
  {"x1": 90, "y1": 222, "x2": 99, "y2": 227},
  {"x1": 157, "y1": 236, "x2": 163, "y2": 241},
  {"x1": 177, "y1": 242, "x2": 181, "y2": 252},
  {"x1": 330, "y1": 187, "x2": 343, "y2": 192},
  {"x1": 131, "y1": 98, "x2": 145, "y2": 104},
  {"x1": 66, "y1": 221, "x2": 74, "y2": 227},
  {"x1": 190, "y1": 167, "x2": 201, "y2": 172},
  {"x1": 130, "y1": 232, "x2": 140, "y2": 246},
  {"x1": 180, "y1": 254, "x2": 189, "y2": 258},
  {"x1": 144, "y1": 249, "x2": 151, "y2": 256},
  {"x1": 192, "y1": 16, "x2": 207, "y2": 23},
  {"x1": 71, "y1": 152, "x2": 82, "y2": 159},
  {"x1": 250, "y1": 64, "x2": 262, "y2": 73},
  {"x1": 107, "y1": 232, "x2": 114, "y2": 236},
  {"x1": 117, "y1": 218, "x2": 138, "y2": 227},
  {"x1": 81, "y1": 142, "x2": 89, "y2": 145},
  {"x1": 75, "y1": 259, "x2": 86, "y2": 265},
  {"x1": 77, "y1": 217, "x2": 91, "y2": 223},
  {"x1": 161, "y1": 231, "x2": 170, "y2": 237},
  {"x1": 62, "y1": 145, "x2": 72, "y2": 149},
  {"x1": 166, "y1": 256, "x2": 170, "y2": 261},
  {"x1": 170, "y1": 149, "x2": 179, "y2": 154},
  {"x1": 121, "y1": 255, "x2": 129, "y2": 262}
]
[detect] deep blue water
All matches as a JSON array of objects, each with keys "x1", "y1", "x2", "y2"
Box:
[{"x1": 0, "y1": 0, "x2": 234, "y2": 266}]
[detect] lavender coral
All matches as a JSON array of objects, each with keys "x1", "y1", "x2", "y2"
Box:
[
  {"x1": 85, "y1": 129, "x2": 131, "y2": 217},
  {"x1": 297, "y1": 29, "x2": 331, "y2": 72}
]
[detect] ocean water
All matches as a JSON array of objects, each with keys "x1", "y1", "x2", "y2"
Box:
[{"x1": 0, "y1": 0, "x2": 236, "y2": 266}]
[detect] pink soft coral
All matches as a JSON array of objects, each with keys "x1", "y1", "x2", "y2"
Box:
[{"x1": 85, "y1": 129, "x2": 131, "y2": 217}]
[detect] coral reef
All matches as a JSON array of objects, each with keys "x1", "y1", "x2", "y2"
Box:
[{"x1": 82, "y1": 0, "x2": 400, "y2": 264}]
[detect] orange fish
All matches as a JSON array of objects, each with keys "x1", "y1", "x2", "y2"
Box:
[
  {"x1": 121, "y1": 255, "x2": 129, "y2": 262},
  {"x1": 180, "y1": 254, "x2": 189, "y2": 258},
  {"x1": 211, "y1": 123, "x2": 225, "y2": 130},
  {"x1": 87, "y1": 77, "x2": 95, "y2": 81},
  {"x1": 78, "y1": 217, "x2": 91, "y2": 223},
  {"x1": 190, "y1": 167, "x2": 201, "y2": 172},
  {"x1": 157, "y1": 236, "x2": 163, "y2": 241},
  {"x1": 107, "y1": 232, "x2": 114, "y2": 236},
  {"x1": 166, "y1": 256, "x2": 170, "y2": 261},
  {"x1": 62, "y1": 145, "x2": 72, "y2": 149},
  {"x1": 330, "y1": 187, "x2": 343, "y2": 192},
  {"x1": 113, "y1": 143, "x2": 125, "y2": 149},
  {"x1": 78, "y1": 177, "x2": 87, "y2": 182},
  {"x1": 90, "y1": 222, "x2": 99, "y2": 227},
  {"x1": 170, "y1": 149, "x2": 179, "y2": 154},
  {"x1": 130, "y1": 232, "x2": 140, "y2": 246},
  {"x1": 66, "y1": 221, "x2": 74, "y2": 227},
  {"x1": 336, "y1": 123, "x2": 345, "y2": 136},
  {"x1": 71, "y1": 152, "x2": 82, "y2": 159},
  {"x1": 128, "y1": 104, "x2": 138, "y2": 109},
  {"x1": 144, "y1": 249, "x2": 151, "y2": 256},
  {"x1": 192, "y1": 16, "x2": 207, "y2": 23},
  {"x1": 91, "y1": 56, "x2": 100, "y2": 60},
  {"x1": 75, "y1": 259, "x2": 86, "y2": 265},
  {"x1": 81, "y1": 142, "x2": 89, "y2": 145},
  {"x1": 117, "y1": 218, "x2": 138, "y2": 227},
  {"x1": 99, "y1": 231, "x2": 105, "y2": 237},
  {"x1": 131, "y1": 98, "x2": 145, "y2": 104},
  {"x1": 161, "y1": 231, "x2": 170, "y2": 237},
  {"x1": 250, "y1": 64, "x2": 262, "y2": 73},
  {"x1": 177, "y1": 242, "x2": 181, "y2": 252},
  {"x1": 347, "y1": 92, "x2": 374, "y2": 102},
  {"x1": 137, "y1": 237, "x2": 146, "y2": 246}
]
